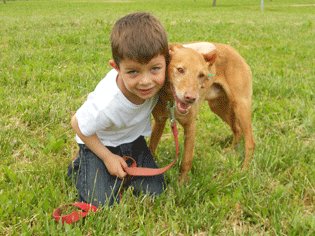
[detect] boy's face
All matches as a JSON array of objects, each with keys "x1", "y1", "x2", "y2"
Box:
[{"x1": 110, "y1": 54, "x2": 166, "y2": 105}]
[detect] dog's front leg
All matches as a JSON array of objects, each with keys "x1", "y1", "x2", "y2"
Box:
[
  {"x1": 149, "y1": 116, "x2": 167, "y2": 157},
  {"x1": 179, "y1": 120, "x2": 196, "y2": 182}
]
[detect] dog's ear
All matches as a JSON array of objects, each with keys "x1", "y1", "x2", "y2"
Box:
[
  {"x1": 183, "y1": 42, "x2": 217, "y2": 65},
  {"x1": 169, "y1": 43, "x2": 183, "y2": 55},
  {"x1": 202, "y1": 50, "x2": 217, "y2": 66}
]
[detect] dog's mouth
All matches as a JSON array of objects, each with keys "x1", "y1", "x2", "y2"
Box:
[{"x1": 171, "y1": 86, "x2": 191, "y2": 115}]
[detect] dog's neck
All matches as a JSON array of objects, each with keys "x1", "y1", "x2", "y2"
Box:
[{"x1": 158, "y1": 79, "x2": 174, "y2": 103}]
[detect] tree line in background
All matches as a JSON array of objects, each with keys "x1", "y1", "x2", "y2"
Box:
[
  {"x1": 2, "y1": 0, "x2": 273, "y2": 7},
  {"x1": 3, "y1": 0, "x2": 273, "y2": 5},
  {"x1": 195, "y1": 0, "x2": 272, "y2": 6},
  {"x1": 5, "y1": 0, "x2": 217, "y2": 5}
]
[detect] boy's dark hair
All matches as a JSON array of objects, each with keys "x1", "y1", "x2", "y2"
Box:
[{"x1": 111, "y1": 12, "x2": 169, "y2": 67}]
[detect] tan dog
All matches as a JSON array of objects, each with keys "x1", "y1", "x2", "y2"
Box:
[{"x1": 149, "y1": 42, "x2": 255, "y2": 182}]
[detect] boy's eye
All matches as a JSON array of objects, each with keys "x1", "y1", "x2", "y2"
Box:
[
  {"x1": 151, "y1": 67, "x2": 160, "y2": 71},
  {"x1": 127, "y1": 70, "x2": 137, "y2": 75}
]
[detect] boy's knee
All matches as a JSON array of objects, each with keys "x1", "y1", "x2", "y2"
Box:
[
  {"x1": 79, "y1": 189, "x2": 121, "y2": 208},
  {"x1": 132, "y1": 174, "x2": 165, "y2": 197}
]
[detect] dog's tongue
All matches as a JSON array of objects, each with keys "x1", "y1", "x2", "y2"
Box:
[
  {"x1": 176, "y1": 100, "x2": 190, "y2": 114},
  {"x1": 180, "y1": 101, "x2": 189, "y2": 109},
  {"x1": 172, "y1": 86, "x2": 191, "y2": 114}
]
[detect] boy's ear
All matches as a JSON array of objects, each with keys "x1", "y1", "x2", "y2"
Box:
[{"x1": 109, "y1": 60, "x2": 119, "y2": 71}]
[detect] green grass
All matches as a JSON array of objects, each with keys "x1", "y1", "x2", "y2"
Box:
[{"x1": 1, "y1": 0, "x2": 315, "y2": 234}]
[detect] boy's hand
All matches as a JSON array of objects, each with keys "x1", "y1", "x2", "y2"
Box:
[
  {"x1": 104, "y1": 154, "x2": 128, "y2": 179},
  {"x1": 71, "y1": 115, "x2": 128, "y2": 179}
]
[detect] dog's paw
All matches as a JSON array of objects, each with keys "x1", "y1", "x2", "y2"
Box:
[
  {"x1": 178, "y1": 173, "x2": 190, "y2": 184},
  {"x1": 223, "y1": 146, "x2": 236, "y2": 154}
]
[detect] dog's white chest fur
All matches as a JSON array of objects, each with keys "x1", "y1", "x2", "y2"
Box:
[{"x1": 206, "y1": 85, "x2": 223, "y2": 100}]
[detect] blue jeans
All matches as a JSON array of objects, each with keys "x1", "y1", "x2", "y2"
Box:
[{"x1": 68, "y1": 136, "x2": 165, "y2": 207}]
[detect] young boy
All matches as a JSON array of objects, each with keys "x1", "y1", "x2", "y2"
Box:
[{"x1": 68, "y1": 12, "x2": 169, "y2": 208}]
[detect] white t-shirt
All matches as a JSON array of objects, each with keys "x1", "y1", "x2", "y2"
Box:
[{"x1": 75, "y1": 69, "x2": 158, "y2": 147}]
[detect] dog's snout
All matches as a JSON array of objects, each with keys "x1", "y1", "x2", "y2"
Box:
[{"x1": 184, "y1": 91, "x2": 197, "y2": 103}]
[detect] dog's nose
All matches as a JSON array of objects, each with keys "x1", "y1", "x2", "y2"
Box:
[{"x1": 184, "y1": 92, "x2": 197, "y2": 103}]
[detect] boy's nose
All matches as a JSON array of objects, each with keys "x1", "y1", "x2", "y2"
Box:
[{"x1": 139, "y1": 74, "x2": 152, "y2": 85}]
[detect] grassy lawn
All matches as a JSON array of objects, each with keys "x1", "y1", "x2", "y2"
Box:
[{"x1": 1, "y1": 0, "x2": 315, "y2": 234}]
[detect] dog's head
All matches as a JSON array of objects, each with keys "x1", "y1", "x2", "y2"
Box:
[{"x1": 168, "y1": 42, "x2": 217, "y2": 115}]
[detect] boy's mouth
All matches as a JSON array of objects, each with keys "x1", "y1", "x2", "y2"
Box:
[{"x1": 138, "y1": 87, "x2": 154, "y2": 95}]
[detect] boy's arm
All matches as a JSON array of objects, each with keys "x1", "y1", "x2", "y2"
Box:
[{"x1": 71, "y1": 114, "x2": 128, "y2": 179}]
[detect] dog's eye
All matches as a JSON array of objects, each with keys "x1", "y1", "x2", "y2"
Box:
[
  {"x1": 199, "y1": 73, "x2": 205, "y2": 79},
  {"x1": 177, "y1": 68, "x2": 184, "y2": 73}
]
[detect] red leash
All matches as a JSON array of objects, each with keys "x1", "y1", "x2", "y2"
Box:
[
  {"x1": 53, "y1": 203, "x2": 98, "y2": 225},
  {"x1": 123, "y1": 121, "x2": 179, "y2": 176},
  {"x1": 53, "y1": 120, "x2": 179, "y2": 225}
]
